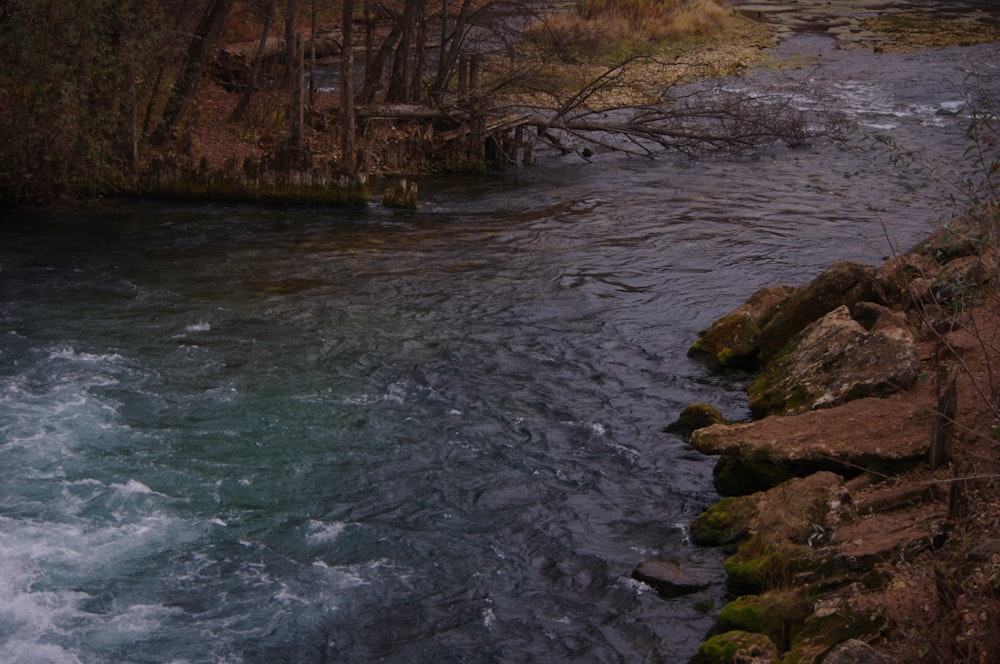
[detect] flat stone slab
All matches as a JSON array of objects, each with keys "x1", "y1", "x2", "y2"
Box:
[
  {"x1": 631, "y1": 559, "x2": 717, "y2": 597},
  {"x1": 810, "y1": 502, "x2": 949, "y2": 576},
  {"x1": 691, "y1": 392, "x2": 934, "y2": 477}
]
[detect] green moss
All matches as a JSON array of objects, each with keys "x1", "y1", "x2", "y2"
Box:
[
  {"x1": 748, "y1": 368, "x2": 813, "y2": 418},
  {"x1": 688, "y1": 315, "x2": 759, "y2": 371},
  {"x1": 738, "y1": 447, "x2": 795, "y2": 491},
  {"x1": 713, "y1": 457, "x2": 774, "y2": 497},
  {"x1": 783, "y1": 386, "x2": 814, "y2": 412},
  {"x1": 718, "y1": 590, "x2": 812, "y2": 651},
  {"x1": 665, "y1": 403, "x2": 727, "y2": 437},
  {"x1": 691, "y1": 496, "x2": 753, "y2": 548},
  {"x1": 724, "y1": 557, "x2": 768, "y2": 596},
  {"x1": 691, "y1": 630, "x2": 778, "y2": 664},
  {"x1": 717, "y1": 595, "x2": 768, "y2": 634},
  {"x1": 724, "y1": 537, "x2": 810, "y2": 595},
  {"x1": 787, "y1": 601, "x2": 887, "y2": 656}
]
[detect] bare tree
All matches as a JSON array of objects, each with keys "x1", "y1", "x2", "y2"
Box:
[
  {"x1": 152, "y1": 0, "x2": 236, "y2": 145},
  {"x1": 230, "y1": 0, "x2": 277, "y2": 123},
  {"x1": 341, "y1": 0, "x2": 358, "y2": 173}
]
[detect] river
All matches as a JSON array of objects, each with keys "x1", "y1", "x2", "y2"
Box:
[{"x1": 2, "y1": 16, "x2": 999, "y2": 664}]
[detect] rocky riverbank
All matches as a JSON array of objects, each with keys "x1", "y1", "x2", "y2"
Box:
[
  {"x1": 648, "y1": 216, "x2": 1000, "y2": 662},
  {"x1": 626, "y1": 4, "x2": 1000, "y2": 661}
]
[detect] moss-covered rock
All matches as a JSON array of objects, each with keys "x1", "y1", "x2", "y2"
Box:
[
  {"x1": 717, "y1": 590, "x2": 813, "y2": 651},
  {"x1": 783, "y1": 596, "x2": 888, "y2": 664},
  {"x1": 755, "y1": 261, "x2": 879, "y2": 363},
  {"x1": 690, "y1": 496, "x2": 756, "y2": 549},
  {"x1": 688, "y1": 285, "x2": 795, "y2": 371},
  {"x1": 693, "y1": 471, "x2": 846, "y2": 552},
  {"x1": 711, "y1": 456, "x2": 776, "y2": 497},
  {"x1": 690, "y1": 630, "x2": 779, "y2": 664},
  {"x1": 724, "y1": 537, "x2": 811, "y2": 595},
  {"x1": 691, "y1": 473, "x2": 848, "y2": 594},
  {"x1": 747, "y1": 305, "x2": 919, "y2": 419},
  {"x1": 666, "y1": 403, "x2": 729, "y2": 437}
]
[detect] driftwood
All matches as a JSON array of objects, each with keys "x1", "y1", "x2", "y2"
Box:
[{"x1": 354, "y1": 90, "x2": 826, "y2": 159}]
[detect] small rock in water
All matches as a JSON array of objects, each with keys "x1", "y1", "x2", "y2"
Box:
[{"x1": 631, "y1": 559, "x2": 714, "y2": 597}]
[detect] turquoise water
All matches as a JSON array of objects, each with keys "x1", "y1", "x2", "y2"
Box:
[{"x1": 1, "y1": 38, "x2": 998, "y2": 663}]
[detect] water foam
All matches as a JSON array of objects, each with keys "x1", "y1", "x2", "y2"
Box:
[
  {"x1": 305, "y1": 519, "x2": 347, "y2": 545},
  {"x1": 184, "y1": 320, "x2": 211, "y2": 333}
]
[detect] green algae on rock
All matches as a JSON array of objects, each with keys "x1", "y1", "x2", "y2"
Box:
[
  {"x1": 690, "y1": 629, "x2": 779, "y2": 664},
  {"x1": 688, "y1": 285, "x2": 795, "y2": 371},
  {"x1": 746, "y1": 305, "x2": 920, "y2": 418},
  {"x1": 665, "y1": 403, "x2": 729, "y2": 437}
]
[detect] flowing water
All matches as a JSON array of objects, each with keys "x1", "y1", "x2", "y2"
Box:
[{"x1": 2, "y1": 29, "x2": 999, "y2": 664}]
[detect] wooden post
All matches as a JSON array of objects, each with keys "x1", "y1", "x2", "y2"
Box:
[
  {"x1": 949, "y1": 459, "x2": 972, "y2": 521},
  {"x1": 929, "y1": 363, "x2": 957, "y2": 470}
]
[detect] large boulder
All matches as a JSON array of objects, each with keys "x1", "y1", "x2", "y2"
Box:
[
  {"x1": 691, "y1": 471, "x2": 847, "y2": 550},
  {"x1": 703, "y1": 472, "x2": 848, "y2": 593},
  {"x1": 821, "y1": 639, "x2": 894, "y2": 664},
  {"x1": 747, "y1": 305, "x2": 920, "y2": 418},
  {"x1": 688, "y1": 285, "x2": 796, "y2": 370},
  {"x1": 755, "y1": 261, "x2": 880, "y2": 363},
  {"x1": 630, "y1": 559, "x2": 717, "y2": 597},
  {"x1": 664, "y1": 403, "x2": 729, "y2": 437},
  {"x1": 786, "y1": 596, "x2": 889, "y2": 664},
  {"x1": 717, "y1": 590, "x2": 813, "y2": 652}
]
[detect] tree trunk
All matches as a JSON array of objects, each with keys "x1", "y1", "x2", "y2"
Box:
[
  {"x1": 359, "y1": 20, "x2": 402, "y2": 104},
  {"x1": 340, "y1": 0, "x2": 357, "y2": 174},
  {"x1": 288, "y1": 31, "x2": 305, "y2": 152},
  {"x1": 230, "y1": 0, "x2": 276, "y2": 123},
  {"x1": 309, "y1": 0, "x2": 317, "y2": 111},
  {"x1": 410, "y1": 4, "x2": 427, "y2": 104},
  {"x1": 284, "y1": 0, "x2": 299, "y2": 85},
  {"x1": 152, "y1": 0, "x2": 235, "y2": 145},
  {"x1": 429, "y1": 0, "x2": 473, "y2": 102},
  {"x1": 386, "y1": 0, "x2": 426, "y2": 103}
]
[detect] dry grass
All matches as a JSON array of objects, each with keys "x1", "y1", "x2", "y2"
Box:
[{"x1": 529, "y1": 0, "x2": 731, "y2": 64}]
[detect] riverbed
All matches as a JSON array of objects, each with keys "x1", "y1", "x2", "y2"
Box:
[{"x1": 2, "y1": 14, "x2": 999, "y2": 664}]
